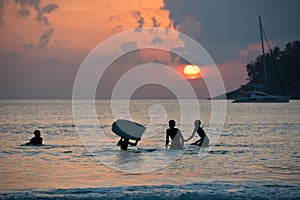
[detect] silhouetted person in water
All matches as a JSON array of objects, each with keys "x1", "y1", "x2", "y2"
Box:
[
  {"x1": 26, "y1": 130, "x2": 43, "y2": 145},
  {"x1": 185, "y1": 120, "x2": 209, "y2": 147},
  {"x1": 117, "y1": 137, "x2": 138, "y2": 151},
  {"x1": 165, "y1": 120, "x2": 184, "y2": 150}
]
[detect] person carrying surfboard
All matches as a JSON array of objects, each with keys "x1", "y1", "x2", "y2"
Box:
[
  {"x1": 165, "y1": 120, "x2": 184, "y2": 150},
  {"x1": 117, "y1": 137, "x2": 138, "y2": 151},
  {"x1": 185, "y1": 120, "x2": 209, "y2": 147}
]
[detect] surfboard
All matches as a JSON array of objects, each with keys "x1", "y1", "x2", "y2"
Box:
[{"x1": 112, "y1": 119, "x2": 146, "y2": 141}]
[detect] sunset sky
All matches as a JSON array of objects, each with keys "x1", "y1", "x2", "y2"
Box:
[{"x1": 0, "y1": 0, "x2": 299, "y2": 99}]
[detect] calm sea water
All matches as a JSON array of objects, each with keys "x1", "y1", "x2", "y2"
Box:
[{"x1": 0, "y1": 100, "x2": 299, "y2": 199}]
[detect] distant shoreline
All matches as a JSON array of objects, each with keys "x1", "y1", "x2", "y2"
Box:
[{"x1": 0, "y1": 95, "x2": 300, "y2": 100}]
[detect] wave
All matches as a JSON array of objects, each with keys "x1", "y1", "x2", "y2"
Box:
[{"x1": 1, "y1": 181, "x2": 299, "y2": 200}]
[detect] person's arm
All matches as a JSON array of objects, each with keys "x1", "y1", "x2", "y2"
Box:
[
  {"x1": 184, "y1": 128, "x2": 197, "y2": 142},
  {"x1": 165, "y1": 131, "x2": 169, "y2": 146},
  {"x1": 128, "y1": 140, "x2": 138, "y2": 146},
  {"x1": 117, "y1": 137, "x2": 123, "y2": 146}
]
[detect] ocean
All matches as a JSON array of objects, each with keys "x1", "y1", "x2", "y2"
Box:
[{"x1": 0, "y1": 99, "x2": 299, "y2": 199}]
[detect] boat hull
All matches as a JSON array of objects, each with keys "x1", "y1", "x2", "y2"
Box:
[{"x1": 233, "y1": 96, "x2": 289, "y2": 103}]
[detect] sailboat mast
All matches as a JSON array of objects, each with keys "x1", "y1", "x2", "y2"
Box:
[{"x1": 259, "y1": 16, "x2": 268, "y2": 91}]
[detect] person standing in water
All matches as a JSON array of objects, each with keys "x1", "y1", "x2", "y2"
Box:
[
  {"x1": 185, "y1": 120, "x2": 209, "y2": 147},
  {"x1": 26, "y1": 130, "x2": 43, "y2": 145},
  {"x1": 165, "y1": 120, "x2": 184, "y2": 149},
  {"x1": 117, "y1": 137, "x2": 138, "y2": 151}
]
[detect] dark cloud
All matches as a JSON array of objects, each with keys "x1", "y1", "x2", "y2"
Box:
[
  {"x1": 13, "y1": 0, "x2": 58, "y2": 48},
  {"x1": 35, "y1": 6, "x2": 49, "y2": 25},
  {"x1": 41, "y1": 4, "x2": 59, "y2": 13},
  {"x1": 177, "y1": 16, "x2": 200, "y2": 41},
  {"x1": 162, "y1": 0, "x2": 300, "y2": 63},
  {"x1": 119, "y1": 41, "x2": 142, "y2": 63},
  {"x1": 151, "y1": 16, "x2": 159, "y2": 27},
  {"x1": 151, "y1": 36, "x2": 163, "y2": 44},
  {"x1": 39, "y1": 28, "x2": 53, "y2": 48},
  {"x1": 120, "y1": 41, "x2": 138, "y2": 52},
  {"x1": 14, "y1": 0, "x2": 59, "y2": 26},
  {"x1": 15, "y1": 0, "x2": 59, "y2": 26},
  {"x1": 17, "y1": 6, "x2": 30, "y2": 17},
  {"x1": 14, "y1": 0, "x2": 40, "y2": 19},
  {"x1": 131, "y1": 10, "x2": 144, "y2": 32}
]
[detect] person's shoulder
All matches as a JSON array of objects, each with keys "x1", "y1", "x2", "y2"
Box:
[
  {"x1": 198, "y1": 127, "x2": 204, "y2": 131},
  {"x1": 30, "y1": 137, "x2": 43, "y2": 145},
  {"x1": 199, "y1": 127, "x2": 206, "y2": 135}
]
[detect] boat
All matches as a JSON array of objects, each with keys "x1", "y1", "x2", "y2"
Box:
[
  {"x1": 233, "y1": 90, "x2": 289, "y2": 103},
  {"x1": 233, "y1": 16, "x2": 289, "y2": 103}
]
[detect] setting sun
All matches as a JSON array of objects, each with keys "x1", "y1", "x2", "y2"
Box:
[{"x1": 183, "y1": 65, "x2": 201, "y2": 79}]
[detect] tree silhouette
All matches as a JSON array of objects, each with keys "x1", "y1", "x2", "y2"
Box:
[{"x1": 245, "y1": 40, "x2": 300, "y2": 97}]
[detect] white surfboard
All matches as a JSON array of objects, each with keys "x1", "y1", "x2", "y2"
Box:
[{"x1": 112, "y1": 119, "x2": 146, "y2": 141}]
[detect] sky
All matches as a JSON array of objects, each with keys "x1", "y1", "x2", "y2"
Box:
[{"x1": 0, "y1": 0, "x2": 299, "y2": 99}]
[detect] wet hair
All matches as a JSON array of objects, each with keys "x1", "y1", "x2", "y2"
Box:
[
  {"x1": 168, "y1": 120, "x2": 176, "y2": 128},
  {"x1": 34, "y1": 130, "x2": 41, "y2": 137}
]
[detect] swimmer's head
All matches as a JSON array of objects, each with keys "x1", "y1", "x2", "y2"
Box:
[
  {"x1": 34, "y1": 130, "x2": 41, "y2": 137},
  {"x1": 168, "y1": 120, "x2": 176, "y2": 128},
  {"x1": 194, "y1": 120, "x2": 201, "y2": 127}
]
